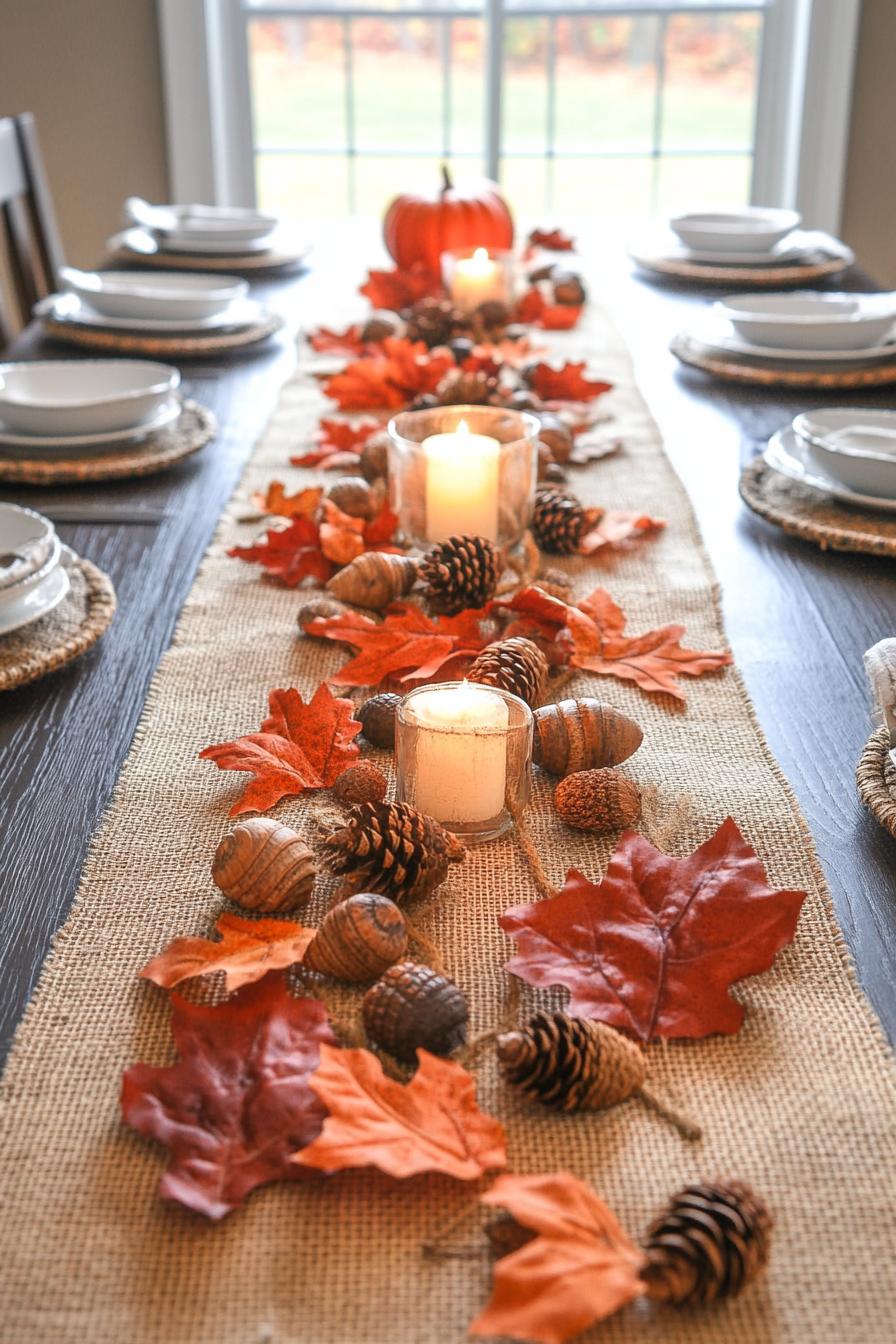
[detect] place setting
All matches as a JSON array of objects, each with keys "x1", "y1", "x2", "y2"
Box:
[
  {"x1": 107, "y1": 197, "x2": 312, "y2": 277},
  {"x1": 0, "y1": 500, "x2": 116, "y2": 692},
  {"x1": 629, "y1": 205, "x2": 855, "y2": 288},
  {"x1": 0, "y1": 359, "x2": 217, "y2": 485},
  {"x1": 857, "y1": 637, "x2": 896, "y2": 840}
]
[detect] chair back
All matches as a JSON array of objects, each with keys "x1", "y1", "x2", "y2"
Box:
[{"x1": 0, "y1": 113, "x2": 64, "y2": 346}]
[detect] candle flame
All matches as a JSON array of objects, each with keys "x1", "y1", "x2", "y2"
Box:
[
  {"x1": 457, "y1": 418, "x2": 469, "y2": 436},
  {"x1": 473, "y1": 247, "x2": 489, "y2": 263}
]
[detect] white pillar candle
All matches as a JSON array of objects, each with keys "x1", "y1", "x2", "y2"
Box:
[
  {"x1": 449, "y1": 247, "x2": 506, "y2": 312},
  {"x1": 423, "y1": 419, "x2": 500, "y2": 542},
  {"x1": 409, "y1": 683, "x2": 509, "y2": 824}
]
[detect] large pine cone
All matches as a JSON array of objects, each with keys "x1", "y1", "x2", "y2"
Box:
[
  {"x1": 405, "y1": 297, "x2": 466, "y2": 349},
  {"x1": 419, "y1": 534, "x2": 500, "y2": 614},
  {"x1": 497, "y1": 1011, "x2": 645, "y2": 1113},
  {"x1": 467, "y1": 636, "x2": 548, "y2": 708},
  {"x1": 532, "y1": 487, "x2": 586, "y2": 554},
  {"x1": 642, "y1": 1181, "x2": 773, "y2": 1307},
  {"x1": 437, "y1": 369, "x2": 501, "y2": 406},
  {"x1": 324, "y1": 800, "x2": 465, "y2": 903}
]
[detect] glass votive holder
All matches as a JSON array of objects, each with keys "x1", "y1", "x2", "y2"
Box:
[
  {"x1": 386, "y1": 404, "x2": 539, "y2": 549},
  {"x1": 394, "y1": 681, "x2": 533, "y2": 844},
  {"x1": 441, "y1": 246, "x2": 515, "y2": 313}
]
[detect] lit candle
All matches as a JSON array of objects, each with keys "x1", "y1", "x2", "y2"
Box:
[
  {"x1": 423, "y1": 419, "x2": 500, "y2": 542},
  {"x1": 449, "y1": 247, "x2": 506, "y2": 312},
  {"x1": 407, "y1": 683, "x2": 509, "y2": 824}
]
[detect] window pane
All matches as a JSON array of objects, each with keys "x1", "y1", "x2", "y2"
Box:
[
  {"x1": 655, "y1": 153, "x2": 752, "y2": 214},
  {"x1": 248, "y1": 19, "x2": 346, "y2": 150},
  {"x1": 661, "y1": 13, "x2": 761, "y2": 151},
  {"x1": 353, "y1": 18, "x2": 444, "y2": 153},
  {"x1": 550, "y1": 156, "x2": 654, "y2": 217},
  {"x1": 554, "y1": 16, "x2": 657, "y2": 154},
  {"x1": 256, "y1": 152, "x2": 350, "y2": 216},
  {"x1": 502, "y1": 18, "x2": 548, "y2": 156}
]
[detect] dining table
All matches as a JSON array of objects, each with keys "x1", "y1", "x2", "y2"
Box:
[{"x1": 1, "y1": 223, "x2": 895, "y2": 1075}]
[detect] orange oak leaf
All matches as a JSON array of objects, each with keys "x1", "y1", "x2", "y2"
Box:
[
  {"x1": 323, "y1": 338, "x2": 454, "y2": 411},
  {"x1": 527, "y1": 227, "x2": 576, "y2": 252},
  {"x1": 308, "y1": 323, "x2": 365, "y2": 356},
  {"x1": 515, "y1": 288, "x2": 583, "y2": 331},
  {"x1": 502, "y1": 818, "x2": 806, "y2": 1042},
  {"x1": 359, "y1": 264, "x2": 440, "y2": 311},
  {"x1": 470, "y1": 1173, "x2": 644, "y2": 1344},
  {"x1": 528, "y1": 361, "x2": 613, "y2": 403},
  {"x1": 228, "y1": 515, "x2": 334, "y2": 587},
  {"x1": 199, "y1": 683, "x2": 361, "y2": 814},
  {"x1": 290, "y1": 418, "x2": 380, "y2": 469},
  {"x1": 251, "y1": 482, "x2": 323, "y2": 519},
  {"x1": 294, "y1": 1045, "x2": 507, "y2": 1180},
  {"x1": 140, "y1": 913, "x2": 315, "y2": 993},
  {"x1": 578, "y1": 509, "x2": 665, "y2": 554},
  {"x1": 305, "y1": 602, "x2": 492, "y2": 687},
  {"x1": 318, "y1": 497, "x2": 367, "y2": 566},
  {"x1": 121, "y1": 975, "x2": 335, "y2": 1218}
]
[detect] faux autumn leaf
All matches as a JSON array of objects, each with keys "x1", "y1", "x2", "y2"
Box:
[
  {"x1": 251, "y1": 482, "x2": 323, "y2": 519},
  {"x1": 323, "y1": 338, "x2": 453, "y2": 411},
  {"x1": 319, "y1": 498, "x2": 401, "y2": 566},
  {"x1": 229, "y1": 515, "x2": 333, "y2": 588},
  {"x1": 306, "y1": 602, "x2": 491, "y2": 687},
  {"x1": 501, "y1": 818, "x2": 806, "y2": 1043},
  {"x1": 470, "y1": 1173, "x2": 644, "y2": 1344},
  {"x1": 515, "y1": 288, "x2": 583, "y2": 331},
  {"x1": 199, "y1": 683, "x2": 361, "y2": 814},
  {"x1": 578, "y1": 509, "x2": 665, "y2": 554},
  {"x1": 290, "y1": 417, "x2": 380, "y2": 470},
  {"x1": 527, "y1": 227, "x2": 576, "y2": 251},
  {"x1": 294, "y1": 1045, "x2": 507, "y2": 1180},
  {"x1": 528, "y1": 361, "x2": 613, "y2": 403},
  {"x1": 359, "y1": 264, "x2": 440, "y2": 312},
  {"x1": 308, "y1": 323, "x2": 365, "y2": 357},
  {"x1": 121, "y1": 974, "x2": 335, "y2": 1219},
  {"x1": 140, "y1": 912, "x2": 315, "y2": 993}
]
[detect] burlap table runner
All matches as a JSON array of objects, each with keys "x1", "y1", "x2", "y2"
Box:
[{"x1": 1, "y1": 295, "x2": 894, "y2": 1344}]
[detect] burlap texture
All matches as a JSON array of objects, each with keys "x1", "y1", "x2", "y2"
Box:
[{"x1": 1, "y1": 300, "x2": 894, "y2": 1343}]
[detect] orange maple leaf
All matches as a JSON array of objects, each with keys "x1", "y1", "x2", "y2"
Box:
[
  {"x1": 290, "y1": 418, "x2": 380, "y2": 469},
  {"x1": 294, "y1": 1046, "x2": 507, "y2": 1180},
  {"x1": 305, "y1": 602, "x2": 492, "y2": 687},
  {"x1": 323, "y1": 338, "x2": 454, "y2": 411},
  {"x1": 228, "y1": 515, "x2": 334, "y2": 588},
  {"x1": 140, "y1": 913, "x2": 315, "y2": 993},
  {"x1": 199, "y1": 683, "x2": 361, "y2": 814},
  {"x1": 528, "y1": 361, "x2": 612, "y2": 402},
  {"x1": 578, "y1": 508, "x2": 665, "y2": 554},
  {"x1": 359, "y1": 264, "x2": 440, "y2": 311},
  {"x1": 470, "y1": 1173, "x2": 644, "y2": 1344},
  {"x1": 308, "y1": 324, "x2": 366, "y2": 356},
  {"x1": 251, "y1": 482, "x2": 323, "y2": 519},
  {"x1": 515, "y1": 288, "x2": 583, "y2": 331}
]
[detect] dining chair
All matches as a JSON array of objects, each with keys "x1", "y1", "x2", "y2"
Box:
[{"x1": 0, "y1": 113, "x2": 64, "y2": 347}]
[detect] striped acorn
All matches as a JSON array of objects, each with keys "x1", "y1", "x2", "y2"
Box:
[
  {"x1": 533, "y1": 698, "x2": 643, "y2": 776},
  {"x1": 211, "y1": 818, "x2": 315, "y2": 912},
  {"x1": 554, "y1": 767, "x2": 641, "y2": 832},
  {"x1": 326, "y1": 552, "x2": 418, "y2": 610},
  {"x1": 303, "y1": 892, "x2": 408, "y2": 983}
]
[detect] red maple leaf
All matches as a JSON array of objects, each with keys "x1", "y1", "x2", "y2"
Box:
[
  {"x1": 515, "y1": 288, "x2": 583, "y2": 331},
  {"x1": 251, "y1": 482, "x2": 323, "y2": 519},
  {"x1": 308, "y1": 324, "x2": 366, "y2": 357},
  {"x1": 323, "y1": 338, "x2": 453, "y2": 411},
  {"x1": 199, "y1": 683, "x2": 361, "y2": 814},
  {"x1": 121, "y1": 975, "x2": 335, "y2": 1219},
  {"x1": 527, "y1": 227, "x2": 576, "y2": 252},
  {"x1": 359, "y1": 264, "x2": 441, "y2": 312},
  {"x1": 527, "y1": 361, "x2": 613, "y2": 402},
  {"x1": 578, "y1": 509, "x2": 666, "y2": 554},
  {"x1": 501, "y1": 818, "x2": 806, "y2": 1042},
  {"x1": 306, "y1": 602, "x2": 492, "y2": 687},
  {"x1": 290, "y1": 418, "x2": 380, "y2": 470},
  {"x1": 229, "y1": 515, "x2": 334, "y2": 587}
]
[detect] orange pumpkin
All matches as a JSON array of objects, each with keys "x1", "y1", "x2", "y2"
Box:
[{"x1": 383, "y1": 165, "x2": 514, "y2": 277}]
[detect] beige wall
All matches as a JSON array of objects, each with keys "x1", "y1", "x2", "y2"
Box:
[
  {"x1": 841, "y1": 0, "x2": 896, "y2": 286},
  {"x1": 0, "y1": 0, "x2": 169, "y2": 267}
]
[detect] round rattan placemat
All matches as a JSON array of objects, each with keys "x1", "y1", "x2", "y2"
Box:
[
  {"x1": 856, "y1": 727, "x2": 896, "y2": 837},
  {"x1": 0, "y1": 551, "x2": 116, "y2": 692},
  {"x1": 40, "y1": 312, "x2": 283, "y2": 358},
  {"x1": 108, "y1": 230, "x2": 310, "y2": 276},
  {"x1": 671, "y1": 331, "x2": 896, "y2": 389},
  {"x1": 0, "y1": 400, "x2": 217, "y2": 486},
  {"x1": 630, "y1": 247, "x2": 852, "y2": 287},
  {"x1": 739, "y1": 457, "x2": 896, "y2": 556}
]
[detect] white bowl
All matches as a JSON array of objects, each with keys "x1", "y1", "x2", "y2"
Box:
[
  {"x1": 125, "y1": 197, "x2": 278, "y2": 244},
  {"x1": 0, "y1": 502, "x2": 60, "y2": 606},
  {"x1": 717, "y1": 292, "x2": 896, "y2": 351},
  {"x1": 795, "y1": 409, "x2": 896, "y2": 498},
  {"x1": 60, "y1": 268, "x2": 248, "y2": 321},
  {"x1": 669, "y1": 207, "x2": 801, "y2": 254},
  {"x1": 0, "y1": 360, "x2": 180, "y2": 435}
]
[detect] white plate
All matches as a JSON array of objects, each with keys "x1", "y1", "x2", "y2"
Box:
[
  {"x1": 0, "y1": 556, "x2": 70, "y2": 637},
  {"x1": 0, "y1": 398, "x2": 181, "y2": 455},
  {"x1": 631, "y1": 228, "x2": 854, "y2": 272},
  {"x1": 0, "y1": 359, "x2": 178, "y2": 435},
  {"x1": 765, "y1": 427, "x2": 896, "y2": 514},
  {"x1": 36, "y1": 292, "x2": 265, "y2": 334},
  {"x1": 719, "y1": 292, "x2": 896, "y2": 351},
  {"x1": 111, "y1": 227, "x2": 311, "y2": 264},
  {"x1": 686, "y1": 316, "x2": 896, "y2": 363},
  {"x1": 0, "y1": 502, "x2": 58, "y2": 597},
  {"x1": 60, "y1": 267, "x2": 247, "y2": 320},
  {"x1": 670, "y1": 207, "x2": 801, "y2": 253},
  {"x1": 125, "y1": 197, "x2": 278, "y2": 244}
]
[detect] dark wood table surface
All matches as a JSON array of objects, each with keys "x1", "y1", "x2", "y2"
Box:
[{"x1": 1, "y1": 235, "x2": 894, "y2": 1067}]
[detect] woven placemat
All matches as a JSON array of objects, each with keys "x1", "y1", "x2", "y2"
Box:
[
  {"x1": 630, "y1": 248, "x2": 851, "y2": 287},
  {"x1": 0, "y1": 550, "x2": 116, "y2": 692},
  {"x1": 670, "y1": 331, "x2": 896, "y2": 388},
  {"x1": 41, "y1": 312, "x2": 283, "y2": 358},
  {"x1": 739, "y1": 457, "x2": 896, "y2": 556},
  {"x1": 0, "y1": 400, "x2": 217, "y2": 485},
  {"x1": 109, "y1": 230, "x2": 310, "y2": 276},
  {"x1": 856, "y1": 728, "x2": 896, "y2": 837}
]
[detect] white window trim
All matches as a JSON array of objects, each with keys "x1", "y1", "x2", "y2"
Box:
[{"x1": 158, "y1": 0, "x2": 862, "y2": 234}]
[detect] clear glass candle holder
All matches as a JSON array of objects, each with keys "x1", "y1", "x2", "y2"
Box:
[
  {"x1": 441, "y1": 246, "x2": 515, "y2": 313},
  {"x1": 394, "y1": 682, "x2": 533, "y2": 844},
  {"x1": 386, "y1": 404, "x2": 539, "y2": 549}
]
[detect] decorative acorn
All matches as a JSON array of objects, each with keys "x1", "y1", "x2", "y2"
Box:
[
  {"x1": 362, "y1": 961, "x2": 468, "y2": 1062},
  {"x1": 360, "y1": 432, "x2": 389, "y2": 482},
  {"x1": 361, "y1": 309, "x2": 405, "y2": 343},
  {"x1": 536, "y1": 412, "x2": 574, "y2": 464},
  {"x1": 554, "y1": 768, "x2": 641, "y2": 832},
  {"x1": 326, "y1": 552, "x2": 418, "y2": 610},
  {"x1": 405, "y1": 296, "x2": 466, "y2": 348},
  {"x1": 551, "y1": 271, "x2": 587, "y2": 306},
  {"x1": 642, "y1": 1182, "x2": 772, "y2": 1307},
  {"x1": 212, "y1": 818, "x2": 315, "y2": 912},
  {"x1": 467, "y1": 636, "x2": 548, "y2": 708},
  {"x1": 533, "y1": 698, "x2": 643, "y2": 775},
  {"x1": 326, "y1": 476, "x2": 376, "y2": 520},
  {"x1": 358, "y1": 692, "x2": 402, "y2": 749},
  {"x1": 532, "y1": 486, "x2": 586, "y2": 554},
  {"x1": 331, "y1": 761, "x2": 389, "y2": 805},
  {"x1": 324, "y1": 800, "x2": 465, "y2": 903},
  {"x1": 303, "y1": 892, "x2": 408, "y2": 983},
  {"x1": 297, "y1": 595, "x2": 346, "y2": 634},
  {"x1": 419, "y1": 534, "x2": 500, "y2": 614},
  {"x1": 536, "y1": 566, "x2": 573, "y2": 600}
]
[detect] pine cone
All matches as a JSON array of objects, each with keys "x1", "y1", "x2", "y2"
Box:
[
  {"x1": 405, "y1": 297, "x2": 466, "y2": 349},
  {"x1": 643, "y1": 1181, "x2": 773, "y2": 1308},
  {"x1": 419, "y1": 534, "x2": 500, "y2": 614},
  {"x1": 532, "y1": 487, "x2": 586, "y2": 554},
  {"x1": 467, "y1": 637, "x2": 548, "y2": 708},
  {"x1": 437, "y1": 369, "x2": 500, "y2": 406},
  {"x1": 324, "y1": 800, "x2": 465, "y2": 903},
  {"x1": 497, "y1": 1011, "x2": 646, "y2": 1113}
]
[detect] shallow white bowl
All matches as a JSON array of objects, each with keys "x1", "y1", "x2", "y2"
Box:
[
  {"x1": 669, "y1": 207, "x2": 801, "y2": 254},
  {"x1": 795, "y1": 409, "x2": 896, "y2": 498},
  {"x1": 125, "y1": 197, "x2": 278, "y2": 244},
  {"x1": 61, "y1": 268, "x2": 248, "y2": 321},
  {"x1": 718, "y1": 292, "x2": 896, "y2": 351},
  {"x1": 0, "y1": 503, "x2": 59, "y2": 607},
  {"x1": 0, "y1": 360, "x2": 180, "y2": 435}
]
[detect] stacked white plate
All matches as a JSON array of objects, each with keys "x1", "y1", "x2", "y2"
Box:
[
  {"x1": 765, "y1": 408, "x2": 896, "y2": 513},
  {"x1": 125, "y1": 197, "x2": 280, "y2": 256},
  {"x1": 684, "y1": 291, "x2": 896, "y2": 365},
  {"x1": 0, "y1": 359, "x2": 181, "y2": 457},
  {"x1": 0, "y1": 503, "x2": 70, "y2": 635},
  {"x1": 634, "y1": 206, "x2": 855, "y2": 274},
  {"x1": 36, "y1": 266, "x2": 262, "y2": 336}
]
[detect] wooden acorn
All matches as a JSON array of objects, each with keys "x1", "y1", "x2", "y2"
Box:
[
  {"x1": 551, "y1": 270, "x2": 587, "y2": 306},
  {"x1": 326, "y1": 476, "x2": 377, "y2": 520},
  {"x1": 363, "y1": 961, "x2": 468, "y2": 1062},
  {"x1": 212, "y1": 818, "x2": 315, "y2": 912},
  {"x1": 297, "y1": 595, "x2": 346, "y2": 634},
  {"x1": 533, "y1": 698, "x2": 643, "y2": 776},
  {"x1": 554, "y1": 768, "x2": 641, "y2": 832},
  {"x1": 359, "y1": 432, "x2": 389, "y2": 482},
  {"x1": 642, "y1": 1182, "x2": 772, "y2": 1307},
  {"x1": 361, "y1": 309, "x2": 405, "y2": 343},
  {"x1": 535, "y1": 412, "x2": 574, "y2": 464},
  {"x1": 303, "y1": 892, "x2": 408, "y2": 983},
  {"x1": 326, "y1": 551, "x2": 418, "y2": 610},
  {"x1": 331, "y1": 761, "x2": 388, "y2": 805},
  {"x1": 358, "y1": 692, "x2": 402, "y2": 749}
]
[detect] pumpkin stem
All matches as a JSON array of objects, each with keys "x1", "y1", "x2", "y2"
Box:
[{"x1": 440, "y1": 163, "x2": 453, "y2": 193}]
